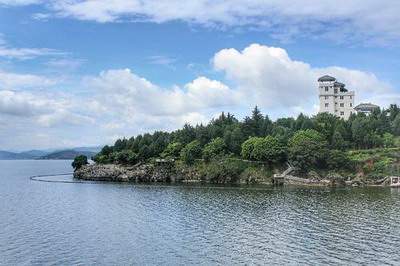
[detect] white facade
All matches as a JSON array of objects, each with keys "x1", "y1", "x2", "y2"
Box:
[{"x1": 318, "y1": 76, "x2": 355, "y2": 120}]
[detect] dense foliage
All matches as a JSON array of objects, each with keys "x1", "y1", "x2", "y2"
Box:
[
  {"x1": 72, "y1": 155, "x2": 88, "y2": 170},
  {"x1": 92, "y1": 104, "x2": 400, "y2": 172}
]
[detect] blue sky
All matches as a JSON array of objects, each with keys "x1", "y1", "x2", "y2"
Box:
[{"x1": 0, "y1": 0, "x2": 399, "y2": 150}]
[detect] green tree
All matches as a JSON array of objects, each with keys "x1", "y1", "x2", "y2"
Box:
[
  {"x1": 138, "y1": 145, "x2": 151, "y2": 161},
  {"x1": 162, "y1": 142, "x2": 183, "y2": 158},
  {"x1": 383, "y1": 133, "x2": 395, "y2": 148},
  {"x1": 313, "y1": 112, "x2": 338, "y2": 144},
  {"x1": 72, "y1": 155, "x2": 88, "y2": 170},
  {"x1": 100, "y1": 145, "x2": 113, "y2": 156},
  {"x1": 327, "y1": 150, "x2": 352, "y2": 170},
  {"x1": 180, "y1": 140, "x2": 202, "y2": 164},
  {"x1": 114, "y1": 138, "x2": 128, "y2": 152},
  {"x1": 351, "y1": 115, "x2": 370, "y2": 148},
  {"x1": 93, "y1": 154, "x2": 110, "y2": 164},
  {"x1": 127, "y1": 151, "x2": 138, "y2": 164},
  {"x1": 252, "y1": 136, "x2": 286, "y2": 164},
  {"x1": 393, "y1": 113, "x2": 400, "y2": 136},
  {"x1": 331, "y1": 130, "x2": 346, "y2": 150},
  {"x1": 241, "y1": 137, "x2": 262, "y2": 160},
  {"x1": 202, "y1": 137, "x2": 227, "y2": 161},
  {"x1": 224, "y1": 126, "x2": 244, "y2": 155},
  {"x1": 288, "y1": 129, "x2": 328, "y2": 171}
]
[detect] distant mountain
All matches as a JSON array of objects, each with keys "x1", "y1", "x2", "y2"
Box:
[
  {"x1": 21, "y1": 150, "x2": 48, "y2": 158},
  {"x1": 0, "y1": 151, "x2": 32, "y2": 160},
  {"x1": 39, "y1": 150, "x2": 97, "y2": 160},
  {"x1": 0, "y1": 146, "x2": 101, "y2": 160}
]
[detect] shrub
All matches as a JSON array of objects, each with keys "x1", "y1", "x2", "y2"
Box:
[
  {"x1": 241, "y1": 137, "x2": 263, "y2": 160},
  {"x1": 199, "y1": 158, "x2": 247, "y2": 183},
  {"x1": 202, "y1": 137, "x2": 227, "y2": 161},
  {"x1": 161, "y1": 142, "x2": 183, "y2": 158},
  {"x1": 383, "y1": 133, "x2": 395, "y2": 148},
  {"x1": 72, "y1": 155, "x2": 88, "y2": 170},
  {"x1": 251, "y1": 135, "x2": 286, "y2": 163},
  {"x1": 288, "y1": 129, "x2": 328, "y2": 171},
  {"x1": 180, "y1": 140, "x2": 202, "y2": 165}
]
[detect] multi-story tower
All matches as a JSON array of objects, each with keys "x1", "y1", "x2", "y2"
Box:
[{"x1": 318, "y1": 75, "x2": 355, "y2": 119}]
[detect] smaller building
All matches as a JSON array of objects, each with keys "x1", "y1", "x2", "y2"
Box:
[{"x1": 354, "y1": 103, "x2": 380, "y2": 114}]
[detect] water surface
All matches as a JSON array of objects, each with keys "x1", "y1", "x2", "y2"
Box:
[{"x1": 1, "y1": 160, "x2": 400, "y2": 265}]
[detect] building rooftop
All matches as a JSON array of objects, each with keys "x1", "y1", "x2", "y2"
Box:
[
  {"x1": 334, "y1": 81, "x2": 345, "y2": 87},
  {"x1": 334, "y1": 81, "x2": 348, "y2": 92},
  {"x1": 318, "y1": 75, "x2": 336, "y2": 82},
  {"x1": 354, "y1": 103, "x2": 380, "y2": 112}
]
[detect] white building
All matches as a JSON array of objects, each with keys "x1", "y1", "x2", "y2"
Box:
[{"x1": 318, "y1": 75, "x2": 355, "y2": 119}]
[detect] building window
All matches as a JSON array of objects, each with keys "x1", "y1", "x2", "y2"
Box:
[
  {"x1": 324, "y1": 96, "x2": 328, "y2": 100},
  {"x1": 350, "y1": 103, "x2": 353, "y2": 107},
  {"x1": 340, "y1": 96, "x2": 344, "y2": 100},
  {"x1": 340, "y1": 103, "x2": 344, "y2": 107},
  {"x1": 325, "y1": 87, "x2": 329, "y2": 92},
  {"x1": 325, "y1": 103, "x2": 329, "y2": 107},
  {"x1": 334, "y1": 89, "x2": 338, "y2": 93},
  {"x1": 340, "y1": 112, "x2": 344, "y2": 116},
  {"x1": 350, "y1": 96, "x2": 352, "y2": 99}
]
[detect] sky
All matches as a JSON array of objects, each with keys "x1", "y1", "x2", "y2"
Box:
[{"x1": 0, "y1": 0, "x2": 400, "y2": 151}]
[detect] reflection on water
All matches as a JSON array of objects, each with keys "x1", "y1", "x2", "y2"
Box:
[{"x1": 1, "y1": 160, "x2": 400, "y2": 265}]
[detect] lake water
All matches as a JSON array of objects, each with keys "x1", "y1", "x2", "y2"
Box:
[{"x1": 1, "y1": 160, "x2": 400, "y2": 265}]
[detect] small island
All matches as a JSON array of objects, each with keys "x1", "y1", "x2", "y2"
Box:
[{"x1": 73, "y1": 104, "x2": 400, "y2": 187}]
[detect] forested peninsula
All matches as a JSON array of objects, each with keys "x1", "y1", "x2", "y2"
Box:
[{"x1": 73, "y1": 105, "x2": 400, "y2": 186}]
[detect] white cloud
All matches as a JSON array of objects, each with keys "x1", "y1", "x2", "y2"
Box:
[
  {"x1": 0, "y1": 89, "x2": 92, "y2": 127},
  {"x1": 147, "y1": 55, "x2": 177, "y2": 67},
  {"x1": 45, "y1": 58, "x2": 85, "y2": 71},
  {"x1": 0, "y1": 47, "x2": 61, "y2": 60},
  {"x1": 37, "y1": 110, "x2": 94, "y2": 127},
  {"x1": 0, "y1": 0, "x2": 40, "y2": 5},
  {"x1": 20, "y1": 0, "x2": 397, "y2": 44},
  {"x1": 213, "y1": 43, "x2": 398, "y2": 116},
  {"x1": 86, "y1": 68, "x2": 236, "y2": 117},
  {"x1": 0, "y1": 70, "x2": 57, "y2": 88},
  {"x1": 184, "y1": 76, "x2": 236, "y2": 109},
  {"x1": 78, "y1": 69, "x2": 238, "y2": 139},
  {"x1": 0, "y1": 35, "x2": 63, "y2": 60},
  {"x1": 0, "y1": 90, "x2": 51, "y2": 116}
]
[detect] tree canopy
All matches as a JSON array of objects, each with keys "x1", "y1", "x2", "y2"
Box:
[
  {"x1": 92, "y1": 105, "x2": 400, "y2": 170},
  {"x1": 72, "y1": 155, "x2": 88, "y2": 170}
]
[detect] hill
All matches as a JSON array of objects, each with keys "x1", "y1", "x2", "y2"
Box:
[
  {"x1": 40, "y1": 150, "x2": 97, "y2": 160},
  {"x1": 0, "y1": 151, "x2": 31, "y2": 160}
]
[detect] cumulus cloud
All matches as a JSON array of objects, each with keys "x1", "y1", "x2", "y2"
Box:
[
  {"x1": 86, "y1": 68, "x2": 237, "y2": 117},
  {"x1": 12, "y1": 0, "x2": 398, "y2": 44},
  {"x1": 0, "y1": 90, "x2": 51, "y2": 116},
  {"x1": 213, "y1": 43, "x2": 398, "y2": 116},
  {"x1": 77, "y1": 69, "x2": 238, "y2": 138},
  {"x1": 0, "y1": 89, "x2": 92, "y2": 128}
]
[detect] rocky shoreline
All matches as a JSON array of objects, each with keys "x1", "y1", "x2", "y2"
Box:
[
  {"x1": 74, "y1": 163, "x2": 182, "y2": 183},
  {"x1": 74, "y1": 162, "x2": 377, "y2": 187}
]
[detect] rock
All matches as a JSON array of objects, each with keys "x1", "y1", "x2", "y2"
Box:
[
  {"x1": 325, "y1": 172, "x2": 346, "y2": 187},
  {"x1": 74, "y1": 161, "x2": 190, "y2": 183},
  {"x1": 308, "y1": 170, "x2": 321, "y2": 180}
]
